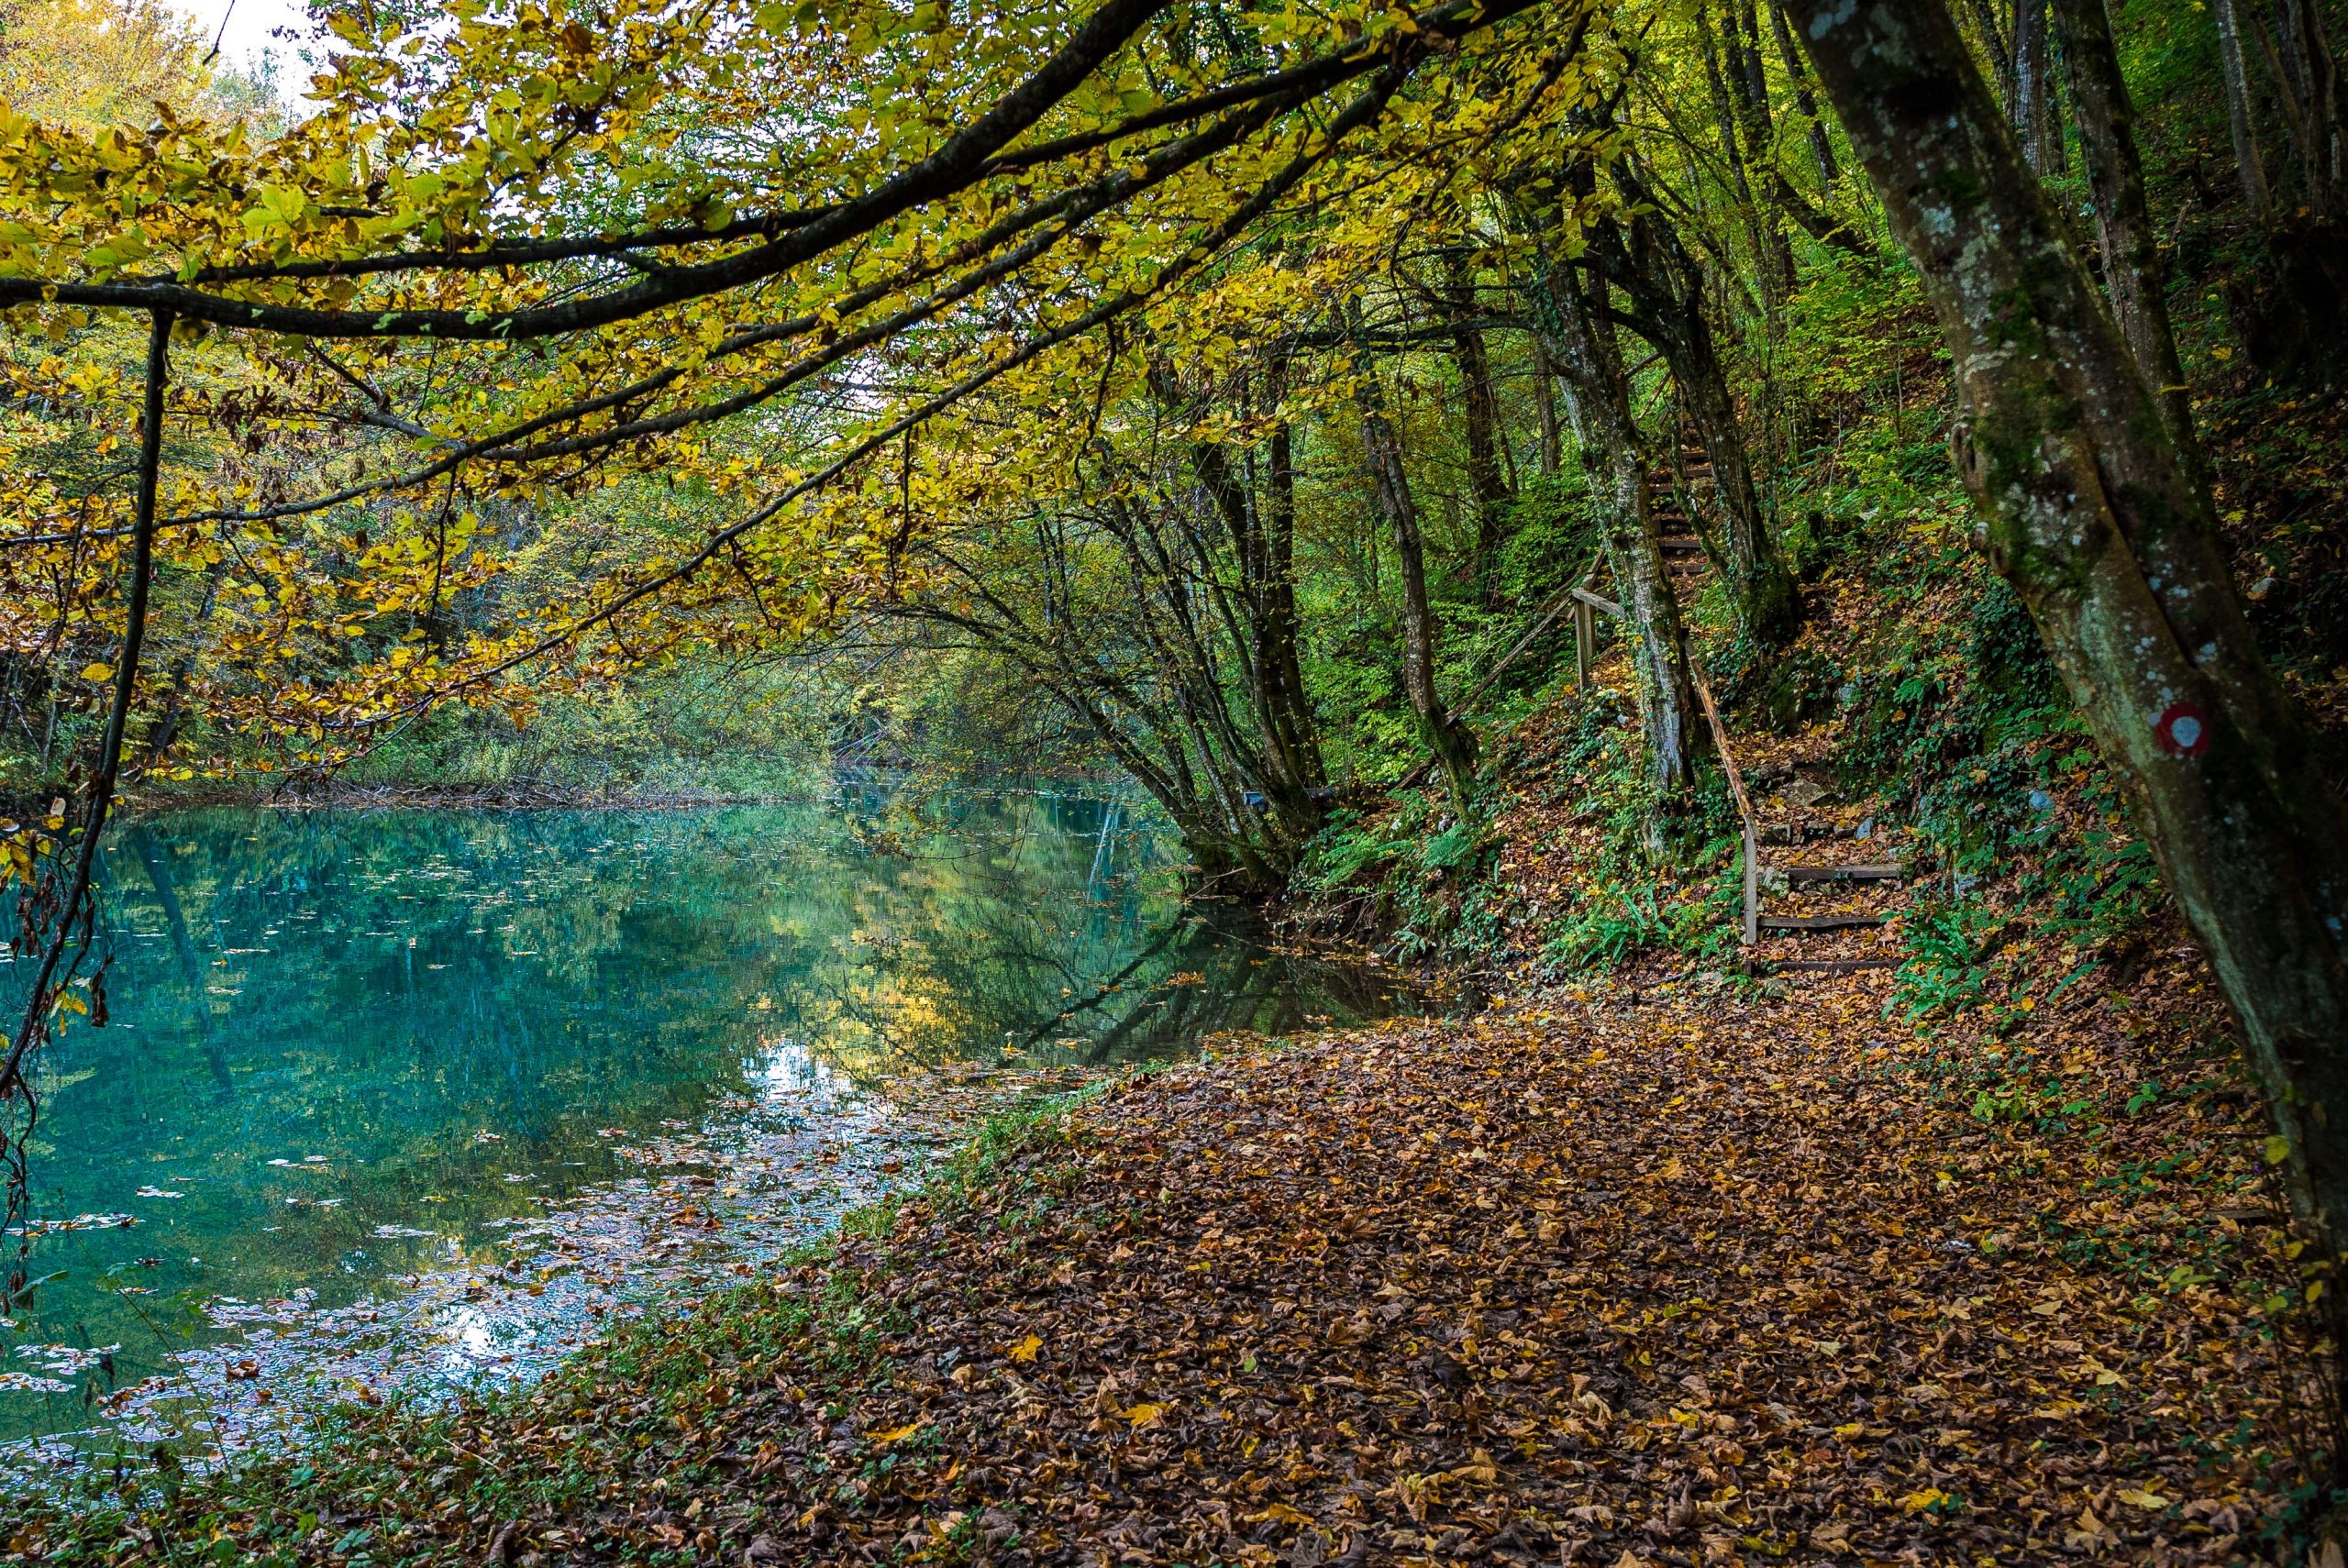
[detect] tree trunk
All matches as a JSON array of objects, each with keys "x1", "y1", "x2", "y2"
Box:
[
  {"x1": 1698, "y1": 0, "x2": 1796, "y2": 302},
  {"x1": 2011, "y1": 0, "x2": 2063, "y2": 175},
  {"x1": 1768, "y1": 0, "x2": 1843, "y2": 186},
  {"x1": 2211, "y1": 0, "x2": 2273, "y2": 221},
  {"x1": 1527, "y1": 259, "x2": 1701, "y2": 803},
  {"x1": 1442, "y1": 253, "x2": 1513, "y2": 604},
  {"x1": 1532, "y1": 342, "x2": 1564, "y2": 475},
  {"x1": 1795, "y1": 0, "x2": 2348, "y2": 1358},
  {"x1": 2272, "y1": 0, "x2": 2345, "y2": 217},
  {"x1": 1967, "y1": 0, "x2": 2017, "y2": 106},
  {"x1": 1148, "y1": 357, "x2": 1325, "y2": 841},
  {"x1": 1353, "y1": 326, "x2": 1479, "y2": 805},
  {"x1": 1261, "y1": 345, "x2": 1324, "y2": 794},
  {"x1": 2054, "y1": 0, "x2": 2198, "y2": 461},
  {"x1": 1599, "y1": 198, "x2": 1805, "y2": 646}
]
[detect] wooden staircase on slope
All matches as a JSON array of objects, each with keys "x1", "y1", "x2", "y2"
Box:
[
  {"x1": 1649, "y1": 447, "x2": 1714, "y2": 596},
  {"x1": 1569, "y1": 447, "x2": 1907, "y2": 977}
]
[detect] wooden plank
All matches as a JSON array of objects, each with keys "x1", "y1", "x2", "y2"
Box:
[
  {"x1": 1780, "y1": 862, "x2": 1905, "y2": 884},
  {"x1": 1759, "y1": 913, "x2": 1889, "y2": 933},
  {"x1": 1766, "y1": 956, "x2": 1900, "y2": 974},
  {"x1": 1742, "y1": 819, "x2": 1758, "y2": 948},
  {"x1": 1760, "y1": 823, "x2": 1866, "y2": 845},
  {"x1": 1571, "y1": 586, "x2": 1624, "y2": 618}
]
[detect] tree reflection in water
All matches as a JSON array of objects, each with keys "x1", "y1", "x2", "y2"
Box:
[{"x1": 0, "y1": 792, "x2": 1411, "y2": 1450}]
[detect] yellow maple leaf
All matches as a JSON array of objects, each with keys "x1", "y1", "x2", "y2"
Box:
[
  {"x1": 1119, "y1": 1401, "x2": 1168, "y2": 1427},
  {"x1": 1005, "y1": 1333, "x2": 1042, "y2": 1364}
]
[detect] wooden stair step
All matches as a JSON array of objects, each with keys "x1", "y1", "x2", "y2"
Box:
[
  {"x1": 1764, "y1": 956, "x2": 1900, "y2": 975},
  {"x1": 1779, "y1": 862, "x2": 1906, "y2": 884},
  {"x1": 1759, "y1": 912, "x2": 1889, "y2": 933},
  {"x1": 1760, "y1": 823, "x2": 1868, "y2": 845},
  {"x1": 1658, "y1": 537, "x2": 1706, "y2": 554}
]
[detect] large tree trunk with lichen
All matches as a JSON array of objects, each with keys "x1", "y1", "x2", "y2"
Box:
[
  {"x1": 1795, "y1": 0, "x2": 2348, "y2": 1352},
  {"x1": 1527, "y1": 258, "x2": 1701, "y2": 803}
]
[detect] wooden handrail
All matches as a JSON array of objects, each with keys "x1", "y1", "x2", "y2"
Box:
[
  {"x1": 1553, "y1": 549, "x2": 1767, "y2": 948},
  {"x1": 1448, "y1": 581, "x2": 1579, "y2": 718},
  {"x1": 1685, "y1": 655, "x2": 1761, "y2": 947},
  {"x1": 1391, "y1": 566, "x2": 1598, "y2": 791}
]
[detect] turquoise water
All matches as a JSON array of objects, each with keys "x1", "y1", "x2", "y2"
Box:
[{"x1": 0, "y1": 796, "x2": 1407, "y2": 1453}]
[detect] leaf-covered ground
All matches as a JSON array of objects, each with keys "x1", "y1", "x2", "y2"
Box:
[{"x1": 20, "y1": 949, "x2": 2316, "y2": 1566}]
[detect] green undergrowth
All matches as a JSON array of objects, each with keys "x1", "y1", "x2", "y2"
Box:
[
  {"x1": 6, "y1": 1085, "x2": 1107, "y2": 1565},
  {"x1": 1294, "y1": 394, "x2": 2176, "y2": 1009}
]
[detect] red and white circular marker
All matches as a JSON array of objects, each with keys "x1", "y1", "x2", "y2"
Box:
[{"x1": 2154, "y1": 701, "x2": 2210, "y2": 757}]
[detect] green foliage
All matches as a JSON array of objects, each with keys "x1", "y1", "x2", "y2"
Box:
[
  {"x1": 1296, "y1": 790, "x2": 1502, "y2": 960},
  {"x1": 1492, "y1": 469, "x2": 1598, "y2": 603}
]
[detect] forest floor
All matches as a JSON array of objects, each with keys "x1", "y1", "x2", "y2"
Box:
[{"x1": 18, "y1": 928, "x2": 2318, "y2": 1566}]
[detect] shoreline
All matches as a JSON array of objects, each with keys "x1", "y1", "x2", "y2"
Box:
[
  {"x1": 9, "y1": 970, "x2": 2307, "y2": 1565},
  {"x1": 122, "y1": 769, "x2": 1145, "y2": 815}
]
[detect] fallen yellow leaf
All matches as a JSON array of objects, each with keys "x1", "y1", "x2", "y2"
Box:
[{"x1": 1005, "y1": 1333, "x2": 1042, "y2": 1364}]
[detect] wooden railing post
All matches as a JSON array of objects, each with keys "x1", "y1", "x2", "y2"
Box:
[
  {"x1": 1743, "y1": 816, "x2": 1759, "y2": 947},
  {"x1": 1687, "y1": 657, "x2": 1761, "y2": 949}
]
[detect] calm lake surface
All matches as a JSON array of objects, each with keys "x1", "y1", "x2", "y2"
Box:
[{"x1": 0, "y1": 794, "x2": 1409, "y2": 1459}]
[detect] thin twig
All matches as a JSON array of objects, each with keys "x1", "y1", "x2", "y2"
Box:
[{"x1": 1, "y1": 309, "x2": 172, "y2": 1101}]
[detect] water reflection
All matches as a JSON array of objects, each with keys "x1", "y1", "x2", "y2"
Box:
[{"x1": 0, "y1": 793, "x2": 1410, "y2": 1452}]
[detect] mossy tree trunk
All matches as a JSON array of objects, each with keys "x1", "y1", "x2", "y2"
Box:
[
  {"x1": 1598, "y1": 188, "x2": 1804, "y2": 647},
  {"x1": 1529, "y1": 255, "x2": 1702, "y2": 804}
]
